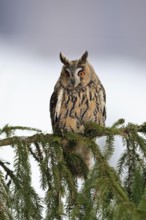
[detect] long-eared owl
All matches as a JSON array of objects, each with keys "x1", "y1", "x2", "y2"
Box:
[{"x1": 50, "y1": 51, "x2": 106, "y2": 176}]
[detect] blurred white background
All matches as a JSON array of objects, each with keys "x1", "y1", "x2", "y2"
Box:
[{"x1": 0, "y1": 0, "x2": 146, "y2": 197}]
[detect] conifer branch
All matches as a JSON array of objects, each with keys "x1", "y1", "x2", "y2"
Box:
[
  {"x1": 0, "y1": 123, "x2": 126, "y2": 148},
  {"x1": 0, "y1": 124, "x2": 41, "y2": 137},
  {"x1": 89, "y1": 140, "x2": 130, "y2": 203},
  {"x1": 84, "y1": 121, "x2": 146, "y2": 138},
  {"x1": 0, "y1": 160, "x2": 19, "y2": 187},
  {"x1": 0, "y1": 134, "x2": 52, "y2": 147},
  {"x1": 0, "y1": 121, "x2": 146, "y2": 219},
  {"x1": 0, "y1": 121, "x2": 146, "y2": 148}
]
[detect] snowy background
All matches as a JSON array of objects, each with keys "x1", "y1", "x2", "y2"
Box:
[{"x1": 0, "y1": 0, "x2": 146, "y2": 196}]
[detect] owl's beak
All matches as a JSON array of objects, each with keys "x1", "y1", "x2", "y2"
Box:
[{"x1": 71, "y1": 78, "x2": 75, "y2": 86}]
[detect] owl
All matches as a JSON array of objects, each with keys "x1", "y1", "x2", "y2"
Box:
[{"x1": 50, "y1": 51, "x2": 106, "y2": 176}]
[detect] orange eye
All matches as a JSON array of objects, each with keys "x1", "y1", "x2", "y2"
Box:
[{"x1": 78, "y1": 71, "x2": 85, "y2": 77}]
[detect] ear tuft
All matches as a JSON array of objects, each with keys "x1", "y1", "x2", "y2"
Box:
[
  {"x1": 78, "y1": 51, "x2": 88, "y2": 64},
  {"x1": 60, "y1": 52, "x2": 70, "y2": 65}
]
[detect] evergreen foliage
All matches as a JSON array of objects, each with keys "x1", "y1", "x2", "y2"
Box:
[{"x1": 0, "y1": 120, "x2": 146, "y2": 219}]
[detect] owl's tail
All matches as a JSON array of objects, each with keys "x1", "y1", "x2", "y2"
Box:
[{"x1": 63, "y1": 141, "x2": 93, "y2": 178}]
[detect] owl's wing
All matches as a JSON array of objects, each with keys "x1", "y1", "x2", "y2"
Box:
[
  {"x1": 100, "y1": 83, "x2": 106, "y2": 123},
  {"x1": 50, "y1": 90, "x2": 58, "y2": 131},
  {"x1": 50, "y1": 85, "x2": 64, "y2": 132}
]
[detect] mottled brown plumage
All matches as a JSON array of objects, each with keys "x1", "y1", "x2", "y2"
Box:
[{"x1": 50, "y1": 51, "x2": 106, "y2": 176}]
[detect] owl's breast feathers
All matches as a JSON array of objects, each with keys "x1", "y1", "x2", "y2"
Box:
[{"x1": 50, "y1": 80, "x2": 106, "y2": 133}]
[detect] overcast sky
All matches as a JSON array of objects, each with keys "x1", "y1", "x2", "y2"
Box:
[
  {"x1": 0, "y1": 0, "x2": 146, "y2": 60},
  {"x1": 0, "y1": 0, "x2": 146, "y2": 199}
]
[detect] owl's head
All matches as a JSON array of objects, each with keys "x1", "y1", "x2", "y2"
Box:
[{"x1": 59, "y1": 51, "x2": 95, "y2": 89}]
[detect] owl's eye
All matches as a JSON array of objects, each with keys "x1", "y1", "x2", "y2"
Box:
[
  {"x1": 78, "y1": 71, "x2": 85, "y2": 77},
  {"x1": 65, "y1": 69, "x2": 70, "y2": 77}
]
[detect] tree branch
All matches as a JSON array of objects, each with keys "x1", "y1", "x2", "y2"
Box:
[
  {"x1": 0, "y1": 160, "x2": 20, "y2": 187},
  {"x1": 0, "y1": 122, "x2": 146, "y2": 148},
  {"x1": 0, "y1": 134, "x2": 53, "y2": 147}
]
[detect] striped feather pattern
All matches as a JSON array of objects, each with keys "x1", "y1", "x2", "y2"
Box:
[
  {"x1": 50, "y1": 79, "x2": 106, "y2": 133},
  {"x1": 49, "y1": 52, "x2": 106, "y2": 176}
]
